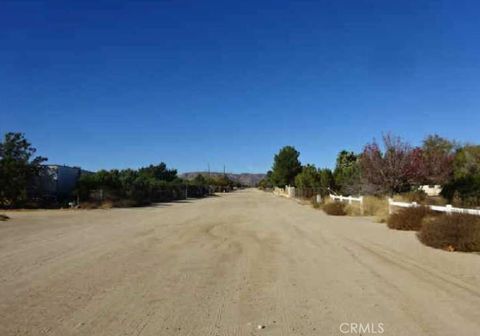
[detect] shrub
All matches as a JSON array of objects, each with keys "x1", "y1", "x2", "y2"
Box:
[
  {"x1": 323, "y1": 202, "x2": 347, "y2": 216},
  {"x1": 394, "y1": 190, "x2": 427, "y2": 204},
  {"x1": 100, "y1": 200, "x2": 115, "y2": 209},
  {"x1": 425, "y1": 196, "x2": 448, "y2": 206},
  {"x1": 112, "y1": 199, "x2": 143, "y2": 208},
  {"x1": 418, "y1": 214, "x2": 480, "y2": 252},
  {"x1": 345, "y1": 204, "x2": 362, "y2": 216},
  {"x1": 387, "y1": 206, "x2": 434, "y2": 231},
  {"x1": 76, "y1": 163, "x2": 210, "y2": 207},
  {"x1": 363, "y1": 196, "x2": 388, "y2": 216},
  {"x1": 0, "y1": 214, "x2": 9, "y2": 221},
  {"x1": 441, "y1": 174, "x2": 480, "y2": 207},
  {"x1": 79, "y1": 201, "x2": 101, "y2": 209}
]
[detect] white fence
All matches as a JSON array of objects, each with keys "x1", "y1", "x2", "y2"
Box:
[
  {"x1": 275, "y1": 188, "x2": 480, "y2": 217},
  {"x1": 329, "y1": 194, "x2": 363, "y2": 204},
  {"x1": 388, "y1": 198, "x2": 480, "y2": 216},
  {"x1": 329, "y1": 194, "x2": 364, "y2": 214}
]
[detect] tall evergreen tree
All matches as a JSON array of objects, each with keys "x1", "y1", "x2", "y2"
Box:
[
  {"x1": 271, "y1": 146, "x2": 302, "y2": 187},
  {"x1": 0, "y1": 132, "x2": 47, "y2": 207}
]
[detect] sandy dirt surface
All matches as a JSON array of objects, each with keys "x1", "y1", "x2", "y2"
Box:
[{"x1": 1, "y1": 189, "x2": 479, "y2": 336}]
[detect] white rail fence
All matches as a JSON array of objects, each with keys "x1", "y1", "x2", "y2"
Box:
[
  {"x1": 273, "y1": 189, "x2": 480, "y2": 217},
  {"x1": 388, "y1": 198, "x2": 480, "y2": 216},
  {"x1": 329, "y1": 194, "x2": 364, "y2": 215}
]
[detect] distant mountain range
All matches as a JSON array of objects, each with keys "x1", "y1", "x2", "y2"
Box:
[{"x1": 181, "y1": 172, "x2": 266, "y2": 187}]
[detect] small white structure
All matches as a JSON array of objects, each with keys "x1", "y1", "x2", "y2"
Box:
[
  {"x1": 419, "y1": 185, "x2": 442, "y2": 197},
  {"x1": 273, "y1": 185, "x2": 296, "y2": 198},
  {"x1": 286, "y1": 185, "x2": 296, "y2": 198}
]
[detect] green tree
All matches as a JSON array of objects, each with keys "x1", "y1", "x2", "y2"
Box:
[
  {"x1": 295, "y1": 165, "x2": 334, "y2": 196},
  {"x1": 453, "y1": 145, "x2": 480, "y2": 179},
  {"x1": 423, "y1": 134, "x2": 455, "y2": 154},
  {"x1": 333, "y1": 150, "x2": 360, "y2": 194},
  {"x1": 421, "y1": 134, "x2": 455, "y2": 185},
  {"x1": 215, "y1": 175, "x2": 234, "y2": 188},
  {"x1": 441, "y1": 145, "x2": 480, "y2": 206},
  {"x1": 271, "y1": 146, "x2": 302, "y2": 187},
  {"x1": 295, "y1": 164, "x2": 319, "y2": 189},
  {"x1": 138, "y1": 163, "x2": 177, "y2": 182},
  {"x1": 192, "y1": 174, "x2": 207, "y2": 186},
  {"x1": 257, "y1": 171, "x2": 274, "y2": 189},
  {"x1": 0, "y1": 132, "x2": 47, "y2": 207},
  {"x1": 318, "y1": 168, "x2": 335, "y2": 196}
]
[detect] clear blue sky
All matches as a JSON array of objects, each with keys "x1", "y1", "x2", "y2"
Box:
[{"x1": 1, "y1": 1, "x2": 479, "y2": 173}]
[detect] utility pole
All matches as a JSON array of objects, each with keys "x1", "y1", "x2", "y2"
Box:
[{"x1": 208, "y1": 163, "x2": 211, "y2": 195}]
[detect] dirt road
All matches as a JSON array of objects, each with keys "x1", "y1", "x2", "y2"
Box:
[{"x1": 1, "y1": 189, "x2": 479, "y2": 335}]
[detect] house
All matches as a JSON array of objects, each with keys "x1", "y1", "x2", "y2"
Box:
[
  {"x1": 419, "y1": 185, "x2": 443, "y2": 197},
  {"x1": 36, "y1": 165, "x2": 83, "y2": 199}
]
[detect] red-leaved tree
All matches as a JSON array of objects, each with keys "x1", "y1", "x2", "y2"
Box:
[{"x1": 360, "y1": 134, "x2": 424, "y2": 195}]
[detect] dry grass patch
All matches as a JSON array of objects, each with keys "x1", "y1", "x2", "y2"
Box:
[
  {"x1": 394, "y1": 191, "x2": 448, "y2": 206},
  {"x1": 323, "y1": 202, "x2": 347, "y2": 216},
  {"x1": 425, "y1": 196, "x2": 448, "y2": 206},
  {"x1": 344, "y1": 196, "x2": 389, "y2": 222},
  {"x1": 418, "y1": 214, "x2": 480, "y2": 252},
  {"x1": 387, "y1": 206, "x2": 435, "y2": 231},
  {"x1": 345, "y1": 204, "x2": 363, "y2": 216},
  {"x1": 394, "y1": 191, "x2": 427, "y2": 204},
  {"x1": 363, "y1": 196, "x2": 388, "y2": 217},
  {"x1": 0, "y1": 214, "x2": 9, "y2": 221}
]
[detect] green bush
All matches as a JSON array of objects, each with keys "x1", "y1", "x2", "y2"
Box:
[
  {"x1": 76, "y1": 163, "x2": 210, "y2": 207},
  {"x1": 418, "y1": 214, "x2": 480, "y2": 252},
  {"x1": 323, "y1": 202, "x2": 347, "y2": 216},
  {"x1": 441, "y1": 175, "x2": 480, "y2": 207},
  {"x1": 387, "y1": 206, "x2": 434, "y2": 231}
]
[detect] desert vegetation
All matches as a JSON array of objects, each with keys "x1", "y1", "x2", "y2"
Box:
[
  {"x1": 77, "y1": 166, "x2": 239, "y2": 208},
  {"x1": 76, "y1": 164, "x2": 203, "y2": 207},
  {"x1": 322, "y1": 202, "x2": 347, "y2": 216},
  {"x1": 418, "y1": 214, "x2": 480, "y2": 252},
  {"x1": 262, "y1": 133, "x2": 480, "y2": 251},
  {"x1": 0, "y1": 132, "x2": 239, "y2": 209},
  {"x1": 262, "y1": 134, "x2": 480, "y2": 208},
  {"x1": 0, "y1": 132, "x2": 47, "y2": 208},
  {"x1": 387, "y1": 206, "x2": 435, "y2": 231}
]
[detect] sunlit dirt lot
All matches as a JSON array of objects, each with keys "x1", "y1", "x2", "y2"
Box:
[{"x1": 1, "y1": 189, "x2": 479, "y2": 335}]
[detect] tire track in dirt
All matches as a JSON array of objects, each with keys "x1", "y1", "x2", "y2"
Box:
[{"x1": 1, "y1": 190, "x2": 480, "y2": 336}]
